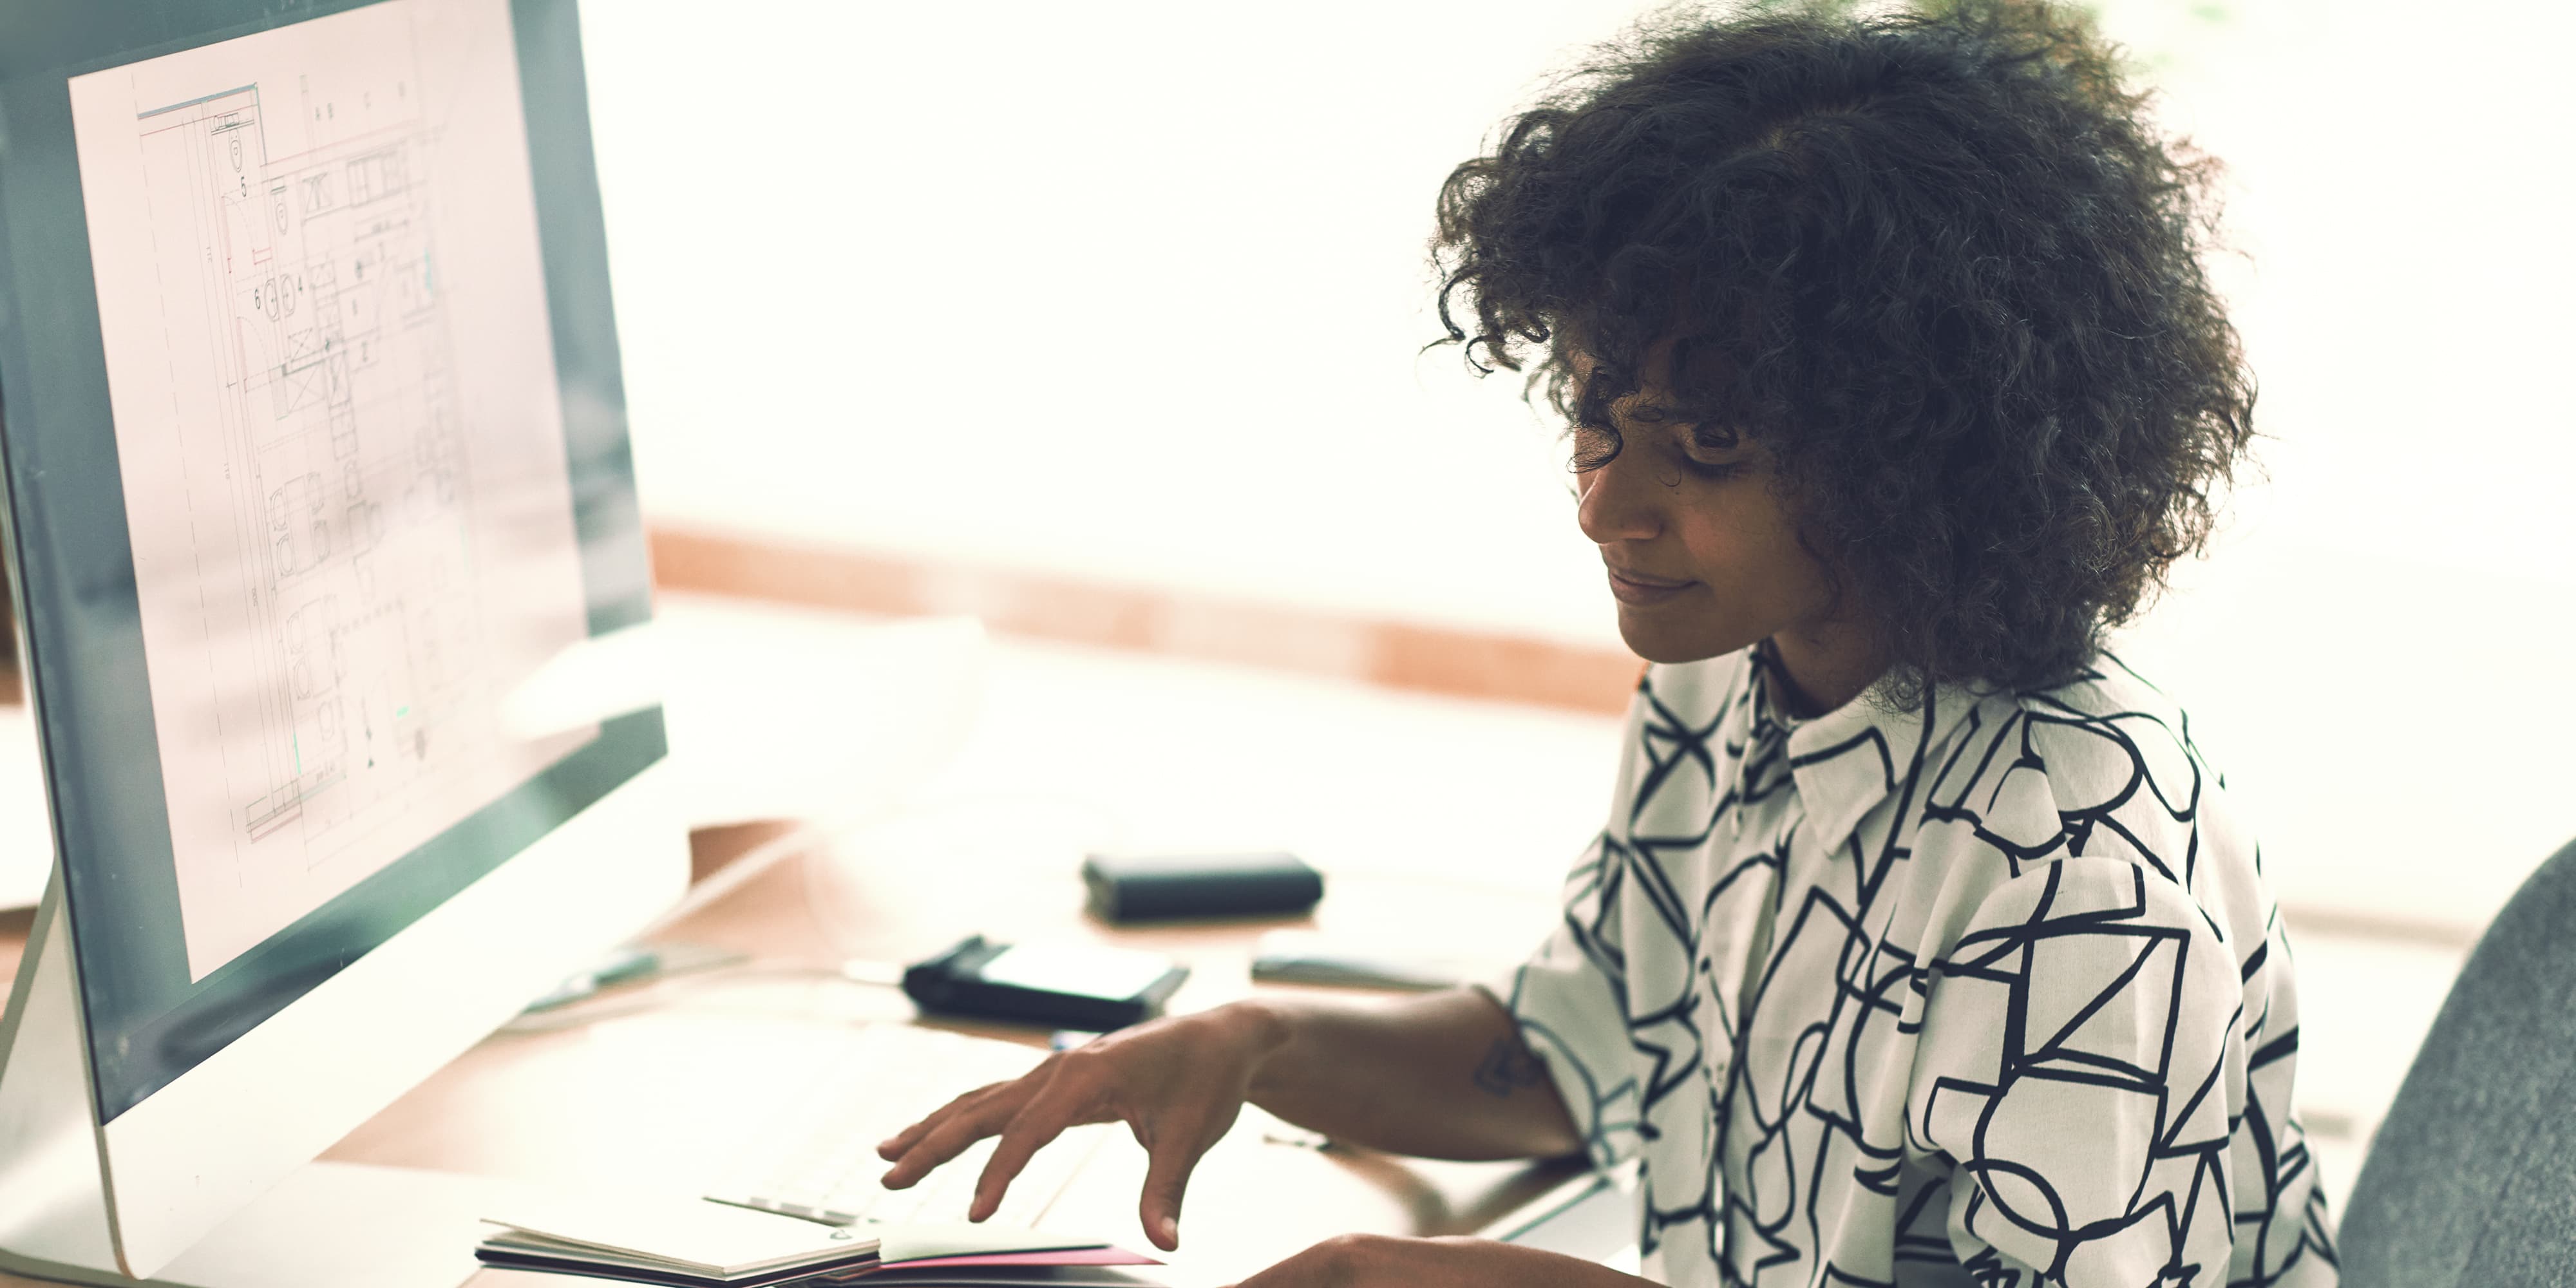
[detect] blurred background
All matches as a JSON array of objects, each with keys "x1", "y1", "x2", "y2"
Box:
[
  {"x1": 583, "y1": 0, "x2": 2574, "y2": 929},
  {"x1": 573, "y1": 0, "x2": 2575, "y2": 1201}
]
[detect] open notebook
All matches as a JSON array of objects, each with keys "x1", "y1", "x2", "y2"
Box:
[{"x1": 477, "y1": 1193, "x2": 1162, "y2": 1287}]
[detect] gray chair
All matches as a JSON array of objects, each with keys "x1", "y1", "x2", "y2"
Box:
[{"x1": 2339, "y1": 835, "x2": 2576, "y2": 1286}]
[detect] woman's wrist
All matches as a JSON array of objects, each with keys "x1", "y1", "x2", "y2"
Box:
[{"x1": 1221, "y1": 996, "x2": 1302, "y2": 1101}]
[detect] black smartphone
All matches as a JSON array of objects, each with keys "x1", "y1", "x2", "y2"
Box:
[{"x1": 900, "y1": 935, "x2": 1189, "y2": 1032}]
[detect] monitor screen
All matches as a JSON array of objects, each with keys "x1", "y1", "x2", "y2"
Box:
[{"x1": 0, "y1": 0, "x2": 663, "y2": 1122}]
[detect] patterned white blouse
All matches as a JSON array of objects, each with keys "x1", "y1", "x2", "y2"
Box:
[{"x1": 1498, "y1": 645, "x2": 2338, "y2": 1287}]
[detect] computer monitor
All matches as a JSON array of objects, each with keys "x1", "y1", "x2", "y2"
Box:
[{"x1": 0, "y1": 1, "x2": 687, "y2": 1283}]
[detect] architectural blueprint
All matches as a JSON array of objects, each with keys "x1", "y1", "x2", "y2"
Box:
[{"x1": 71, "y1": 0, "x2": 596, "y2": 980}]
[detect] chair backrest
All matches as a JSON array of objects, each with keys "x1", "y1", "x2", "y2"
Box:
[{"x1": 2338, "y1": 835, "x2": 2576, "y2": 1286}]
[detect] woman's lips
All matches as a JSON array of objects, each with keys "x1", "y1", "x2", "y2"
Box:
[{"x1": 1606, "y1": 566, "x2": 1697, "y2": 606}]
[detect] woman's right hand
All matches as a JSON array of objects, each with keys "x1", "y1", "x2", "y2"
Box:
[{"x1": 873, "y1": 1000, "x2": 1289, "y2": 1253}]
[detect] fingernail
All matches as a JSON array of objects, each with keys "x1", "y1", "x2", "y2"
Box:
[{"x1": 1157, "y1": 1216, "x2": 1178, "y2": 1244}]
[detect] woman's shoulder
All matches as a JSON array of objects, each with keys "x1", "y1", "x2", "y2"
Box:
[
  {"x1": 1993, "y1": 651, "x2": 2210, "y2": 785},
  {"x1": 1928, "y1": 652, "x2": 2263, "y2": 923}
]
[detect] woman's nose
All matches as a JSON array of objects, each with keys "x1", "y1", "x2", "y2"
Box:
[{"x1": 1575, "y1": 444, "x2": 1663, "y2": 545}]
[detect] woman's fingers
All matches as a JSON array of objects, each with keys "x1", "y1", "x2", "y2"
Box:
[
  {"x1": 876, "y1": 1078, "x2": 1017, "y2": 1161},
  {"x1": 878, "y1": 1080, "x2": 1032, "y2": 1189},
  {"x1": 1135, "y1": 1106, "x2": 1231, "y2": 1251},
  {"x1": 876, "y1": 1112, "x2": 936, "y2": 1160},
  {"x1": 967, "y1": 1083, "x2": 1095, "y2": 1221},
  {"x1": 875, "y1": 1016, "x2": 1262, "y2": 1230}
]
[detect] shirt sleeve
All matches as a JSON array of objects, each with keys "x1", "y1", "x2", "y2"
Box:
[
  {"x1": 1487, "y1": 828, "x2": 1647, "y2": 1170},
  {"x1": 1484, "y1": 684, "x2": 1656, "y2": 1171},
  {"x1": 1907, "y1": 856, "x2": 2248, "y2": 1287}
]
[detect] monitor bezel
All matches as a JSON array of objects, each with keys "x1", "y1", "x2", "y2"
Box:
[
  {"x1": 0, "y1": 0, "x2": 692, "y2": 1274},
  {"x1": 0, "y1": 0, "x2": 668, "y2": 1124}
]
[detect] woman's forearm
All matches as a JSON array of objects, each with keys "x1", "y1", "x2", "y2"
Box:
[{"x1": 1238, "y1": 986, "x2": 1584, "y2": 1162}]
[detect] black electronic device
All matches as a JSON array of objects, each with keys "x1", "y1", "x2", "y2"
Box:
[
  {"x1": 899, "y1": 936, "x2": 1189, "y2": 1032},
  {"x1": 1080, "y1": 851, "x2": 1324, "y2": 922}
]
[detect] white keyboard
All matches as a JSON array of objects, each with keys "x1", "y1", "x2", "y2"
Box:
[{"x1": 703, "y1": 1023, "x2": 1114, "y2": 1228}]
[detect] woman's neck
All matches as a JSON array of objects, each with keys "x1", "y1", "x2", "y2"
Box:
[{"x1": 1765, "y1": 622, "x2": 1889, "y2": 718}]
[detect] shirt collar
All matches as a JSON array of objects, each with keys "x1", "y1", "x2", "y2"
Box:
[
  {"x1": 1716, "y1": 647, "x2": 1802, "y2": 822},
  {"x1": 1756, "y1": 650, "x2": 1982, "y2": 853}
]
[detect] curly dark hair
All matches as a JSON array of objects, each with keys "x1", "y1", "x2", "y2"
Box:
[{"x1": 1430, "y1": 0, "x2": 2254, "y2": 699}]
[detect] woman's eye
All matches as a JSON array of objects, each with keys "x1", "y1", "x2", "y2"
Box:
[{"x1": 1679, "y1": 455, "x2": 1746, "y2": 481}]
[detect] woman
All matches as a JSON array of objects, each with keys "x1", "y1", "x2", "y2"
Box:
[{"x1": 878, "y1": 3, "x2": 2336, "y2": 1284}]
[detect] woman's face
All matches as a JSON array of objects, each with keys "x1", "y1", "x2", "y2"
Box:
[{"x1": 1571, "y1": 355, "x2": 1878, "y2": 710}]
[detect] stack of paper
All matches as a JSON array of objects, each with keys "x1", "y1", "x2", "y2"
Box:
[
  {"x1": 476, "y1": 1196, "x2": 1162, "y2": 1287},
  {"x1": 810, "y1": 1224, "x2": 1164, "y2": 1287},
  {"x1": 808, "y1": 1246, "x2": 1167, "y2": 1287}
]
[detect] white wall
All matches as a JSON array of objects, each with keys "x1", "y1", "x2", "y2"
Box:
[
  {"x1": 580, "y1": 1, "x2": 2575, "y2": 930},
  {"x1": 2079, "y1": 0, "x2": 2576, "y2": 928},
  {"x1": 582, "y1": 1, "x2": 1626, "y2": 643}
]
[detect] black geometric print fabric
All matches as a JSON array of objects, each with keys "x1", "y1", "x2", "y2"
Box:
[{"x1": 1499, "y1": 647, "x2": 2337, "y2": 1287}]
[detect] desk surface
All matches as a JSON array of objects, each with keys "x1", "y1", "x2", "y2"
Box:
[{"x1": 0, "y1": 818, "x2": 1577, "y2": 1288}]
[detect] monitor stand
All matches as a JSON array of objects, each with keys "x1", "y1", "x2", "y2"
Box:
[{"x1": 0, "y1": 885, "x2": 542, "y2": 1288}]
